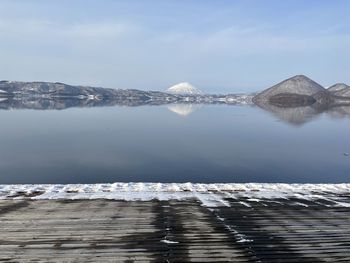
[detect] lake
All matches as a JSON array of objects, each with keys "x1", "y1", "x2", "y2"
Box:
[{"x1": 0, "y1": 104, "x2": 349, "y2": 184}]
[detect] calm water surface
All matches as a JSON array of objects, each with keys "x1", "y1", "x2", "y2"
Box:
[{"x1": 0, "y1": 105, "x2": 349, "y2": 184}]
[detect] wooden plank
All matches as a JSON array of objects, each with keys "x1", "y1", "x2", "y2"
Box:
[{"x1": 0, "y1": 199, "x2": 349, "y2": 262}]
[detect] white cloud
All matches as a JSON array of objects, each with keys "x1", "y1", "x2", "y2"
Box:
[
  {"x1": 0, "y1": 16, "x2": 349, "y2": 91},
  {"x1": 64, "y1": 23, "x2": 128, "y2": 38},
  {"x1": 0, "y1": 19, "x2": 134, "y2": 42},
  {"x1": 150, "y1": 24, "x2": 350, "y2": 57}
]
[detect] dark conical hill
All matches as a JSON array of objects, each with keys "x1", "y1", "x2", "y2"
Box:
[{"x1": 254, "y1": 75, "x2": 327, "y2": 101}]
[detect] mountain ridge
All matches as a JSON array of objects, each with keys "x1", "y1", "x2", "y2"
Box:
[
  {"x1": 0, "y1": 80, "x2": 253, "y2": 106},
  {"x1": 328, "y1": 83, "x2": 350, "y2": 97},
  {"x1": 1, "y1": 76, "x2": 349, "y2": 109}
]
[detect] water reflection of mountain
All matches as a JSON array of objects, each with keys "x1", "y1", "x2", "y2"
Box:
[
  {"x1": 254, "y1": 100, "x2": 350, "y2": 125},
  {"x1": 255, "y1": 102, "x2": 320, "y2": 125},
  {"x1": 326, "y1": 103, "x2": 350, "y2": 119},
  {"x1": 1, "y1": 97, "x2": 350, "y2": 125},
  {"x1": 0, "y1": 97, "x2": 165, "y2": 110},
  {"x1": 0, "y1": 96, "x2": 250, "y2": 111},
  {"x1": 167, "y1": 104, "x2": 202, "y2": 116}
]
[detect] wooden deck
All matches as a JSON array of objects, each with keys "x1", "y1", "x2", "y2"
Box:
[{"x1": 0, "y1": 198, "x2": 349, "y2": 262}]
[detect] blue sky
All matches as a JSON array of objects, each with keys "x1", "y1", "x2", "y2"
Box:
[{"x1": 0, "y1": 0, "x2": 349, "y2": 92}]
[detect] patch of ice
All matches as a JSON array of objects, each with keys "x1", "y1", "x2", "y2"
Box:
[
  {"x1": 239, "y1": 201, "x2": 252, "y2": 208},
  {"x1": 294, "y1": 202, "x2": 309, "y2": 207},
  {"x1": 237, "y1": 238, "x2": 254, "y2": 243},
  {"x1": 161, "y1": 239, "x2": 179, "y2": 244},
  {"x1": 215, "y1": 213, "x2": 254, "y2": 244}
]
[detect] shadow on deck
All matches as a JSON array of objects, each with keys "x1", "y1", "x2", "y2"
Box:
[{"x1": 0, "y1": 198, "x2": 349, "y2": 262}]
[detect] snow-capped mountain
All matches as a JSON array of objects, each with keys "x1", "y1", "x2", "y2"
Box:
[{"x1": 166, "y1": 82, "x2": 203, "y2": 95}]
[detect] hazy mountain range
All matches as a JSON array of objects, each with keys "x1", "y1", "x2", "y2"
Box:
[
  {"x1": 0, "y1": 76, "x2": 349, "y2": 125},
  {"x1": 0, "y1": 80, "x2": 253, "y2": 108}
]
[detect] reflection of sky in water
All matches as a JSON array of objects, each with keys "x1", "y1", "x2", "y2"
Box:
[{"x1": 0, "y1": 105, "x2": 349, "y2": 184}]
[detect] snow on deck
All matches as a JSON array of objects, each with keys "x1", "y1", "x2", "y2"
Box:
[
  {"x1": 1, "y1": 183, "x2": 350, "y2": 262},
  {"x1": 1, "y1": 182, "x2": 350, "y2": 207}
]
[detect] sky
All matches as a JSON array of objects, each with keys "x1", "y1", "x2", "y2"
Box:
[{"x1": 0, "y1": 0, "x2": 349, "y2": 93}]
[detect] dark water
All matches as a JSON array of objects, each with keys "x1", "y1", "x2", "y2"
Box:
[{"x1": 0, "y1": 104, "x2": 349, "y2": 184}]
